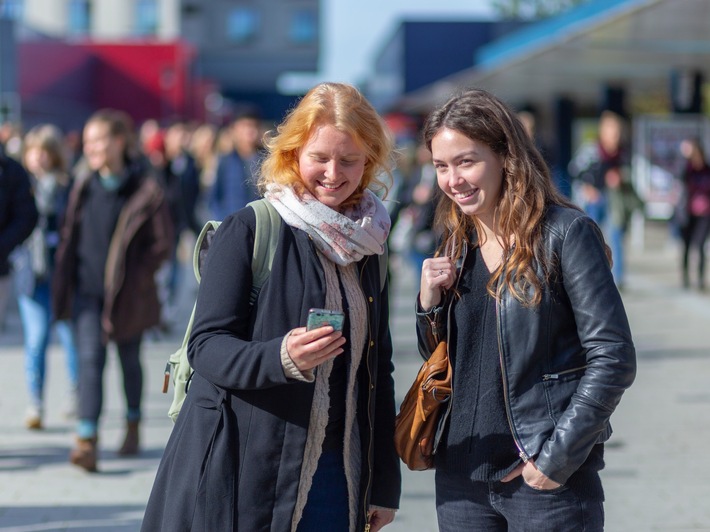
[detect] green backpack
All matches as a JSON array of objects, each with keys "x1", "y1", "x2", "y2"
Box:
[
  {"x1": 163, "y1": 199, "x2": 281, "y2": 422},
  {"x1": 162, "y1": 198, "x2": 389, "y2": 423}
]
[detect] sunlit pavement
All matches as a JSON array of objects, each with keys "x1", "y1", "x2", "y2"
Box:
[{"x1": 1, "y1": 220, "x2": 708, "y2": 531}]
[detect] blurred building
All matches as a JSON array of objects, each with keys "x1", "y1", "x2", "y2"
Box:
[
  {"x1": 0, "y1": 0, "x2": 319, "y2": 129},
  {"x1": 366, "y1": 20, "x2": 527, "y2": 114},
  {"x1": 180, "y1": 0, "x2": 319, "y2": 121},
  {"x1": 367, "y1": 0, "x2": 710, "y2": 214}
]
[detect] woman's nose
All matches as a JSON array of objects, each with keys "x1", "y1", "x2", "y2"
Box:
[
  {"x1": 325, "y1": 160, "x2": 339, "y2": 178},
  {"x1": 447, "y1": 169, "x2": 463, "y2": 188}
]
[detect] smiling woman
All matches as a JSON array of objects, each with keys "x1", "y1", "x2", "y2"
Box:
[
  {"x1": 142, "y1": 82, "x2": 402, "y2": 532},
  {"x1": 297, "y1": 124, "x2": 367, "y2": 211},
  {"x1": 414, "y1": 88, "x2": 636, "y2": 532}
]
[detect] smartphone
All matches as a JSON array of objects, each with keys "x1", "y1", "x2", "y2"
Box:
[{"x1": 306, "y1": 308, "x2": 345, "y2": 332}]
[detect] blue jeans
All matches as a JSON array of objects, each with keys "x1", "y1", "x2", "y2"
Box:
[
  {"x1": 296, "y1": 450, "x2": 349, "y2": 532},
  {"x1": 435, "y1": 469, "x2": 604, "y2": 532},
  {"x1": 608, "y1": 223, "x2": 625, "y2": 286},
  {"x1": 18, "y1": 279, "x2": 78, "y2": 408}
]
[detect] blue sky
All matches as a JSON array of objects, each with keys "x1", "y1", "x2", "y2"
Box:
[{"x1": 321, "y1": 1, "x2": 496, "y2": 84}]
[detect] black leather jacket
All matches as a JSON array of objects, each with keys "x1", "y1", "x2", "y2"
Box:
[{"x1": 416, "y1": 205, "x2": 636, "y2": 484}]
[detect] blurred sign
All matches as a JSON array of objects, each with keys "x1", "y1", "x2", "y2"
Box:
[{"x1": 632, "y1": 115, "x2": 710, "y2": 220}]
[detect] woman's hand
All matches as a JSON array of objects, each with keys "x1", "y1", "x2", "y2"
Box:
[
  {"x1": 420, "y1": 257, "x2": 455, "y2": 311},
  {"x1": 501, "y1": 459, "x2": 562, "y2": 491},
  {"x1": 368, "y1": 508, "x2": 396, "y2": 531},
  {"x1": 285, "y1": 326, "x2": 345, "y2": 372}
]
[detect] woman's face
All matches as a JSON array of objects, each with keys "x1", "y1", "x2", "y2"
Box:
[
  {"x1": 298, "y1": 124, "x2": 367, "y2": 210},
  {"x1": 83, "y1": 120, "x2": 125, "y2": 174},
  {"x1": 431, "y1": 127, "x2": 505, "y2": 226},
  {"x1": 23, "y1": 146, "x2": 51, "y2": 176}
]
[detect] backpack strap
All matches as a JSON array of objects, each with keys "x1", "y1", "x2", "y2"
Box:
[
  {"x1": 248, "y1": 198, "x2": 281, "y2": 305},
  {"x1": 192, "y1": 220, "x2": 221, "y2": 283}
]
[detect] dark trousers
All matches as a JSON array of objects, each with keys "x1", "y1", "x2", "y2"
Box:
[
  {"x1": 681, "y1": 214, "x2": 710, "y2": 287},
  {"x1": 74, "y1": 294, "x2": 143, "y2": 424},
  {"x1": 296, "y1": 450, "x2": 349, "y2": 532},
  {"x1": 435, "y1": 469, "x2": 604, "y2": 532}
]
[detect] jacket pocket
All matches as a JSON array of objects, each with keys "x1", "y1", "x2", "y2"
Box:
[{"x1": 541, "y1": 365, "x2": 587, "y2": 420}]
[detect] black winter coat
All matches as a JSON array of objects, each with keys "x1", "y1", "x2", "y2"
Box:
[
  {"x1": 142, "y1": 206, "x2": 401, "y2": 531},
  {"x1": 0, "y1": 153, "x2": 38, "y2": 276}
]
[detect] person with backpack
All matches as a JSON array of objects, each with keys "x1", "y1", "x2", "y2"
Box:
[
  {"x1": 52, "y1": 109, "x2": 174, "y2": 472},
  {"x1": 142, "y1": 82, "x2": 401, "y2": 532}
]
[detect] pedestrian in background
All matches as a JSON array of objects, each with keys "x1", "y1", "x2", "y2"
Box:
[
  {"x1": 15, "y1": 124, "x2": 78, "y2": 429},
  {"x1": 568, "y1": 110, "x2": 624, "y2": 226},
  {"x1": 569, "y1": 110, "x2": 639, "y2": 287},
  {"x1": 157, "y1": 121, "x2": 202, "y2": 317},
  {"x1": 416, "y1": 89, "x2": 636, "y2": 531},
  {"x1": 676, "y1": 137, "x2": 710, "y2": 290},
  {"x1": 0, "y1": 144, "x2": 38, "y2": 334},
  {"x1": 208, "y1": 109, "x2": 262, "y2": 220},
  {"x1": 52, "y1": 109, "x2": 174, "y2": 472},
  {"x1": 142, "y1": 82, "x2": 401, "y2": 532}
]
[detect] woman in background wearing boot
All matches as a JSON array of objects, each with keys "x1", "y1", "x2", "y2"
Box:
[
  {"x1": 16, "y1": 124, "x2": 79, "y2": 430},
  {"x1": 53, "y1": 109, "x2": 173, "y2": 472}
]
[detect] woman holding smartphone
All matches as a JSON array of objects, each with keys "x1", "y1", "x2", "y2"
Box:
[{"x1": 143, "y1": 82, "x2": 401, "y2": 532}]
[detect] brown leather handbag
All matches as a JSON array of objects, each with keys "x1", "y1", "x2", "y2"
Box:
[{"x1": 394, "y1": 340, "x2": 452, "y2": 471}]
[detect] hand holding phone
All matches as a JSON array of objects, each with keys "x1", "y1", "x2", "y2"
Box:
[{"x1": 306, "y1": 308, "x2": 345, "y2": 332}]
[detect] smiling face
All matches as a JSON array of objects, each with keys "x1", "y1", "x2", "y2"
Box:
[
  {"x1": 83, "y1": 120, "x2": 126, "y2": 175},
  {"x1": 298, "y1": 124, "x2": 367, "y2": 210},
  {"x1": 431, "y1": 127, "x2": 505, "y2": 227},
  {"x1": 23, "y1": 146, "x2": 51, "y2": 176}
]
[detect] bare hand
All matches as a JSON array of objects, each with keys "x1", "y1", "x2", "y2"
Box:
[
  {"x1": 501, "y1": 459, "x2": 562, "y2": 491},
  {"x1": 285, "y1": 326, "x2": 345, "y2": 372},
  {"x1": 368, "y1": 508, "x2": 396, "y2": 532},
  {"x1": 420, "y1": 257, "x2": 455, "y2": 311}
]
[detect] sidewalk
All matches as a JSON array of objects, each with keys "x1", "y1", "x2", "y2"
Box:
[{"x1": 0, "y1": 220, "x2": 708, "y2": 531}]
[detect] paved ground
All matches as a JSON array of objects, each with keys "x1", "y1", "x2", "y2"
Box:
[{"x1": 0, "y1": 220, "x2": 709, "y2": 531}]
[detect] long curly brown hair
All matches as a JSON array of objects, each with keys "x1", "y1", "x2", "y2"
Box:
[{"x1": 423, "y1": 88, "x2": 588, "y2": 306}]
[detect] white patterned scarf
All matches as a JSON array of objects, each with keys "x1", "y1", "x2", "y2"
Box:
[{"x1": 264, "y1": 184, "x2": 391, "y2": 265}]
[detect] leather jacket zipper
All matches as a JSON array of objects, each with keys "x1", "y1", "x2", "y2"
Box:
[
  {"x1": 542, "y1": 365, "x2": 588, "y2": 380},
  {"x1": 496, "y1": 294, "x2": 530, "y2": 463}
]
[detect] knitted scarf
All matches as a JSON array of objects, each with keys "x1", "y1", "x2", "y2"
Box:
[{"x1": 264, "y1": 184, "x2": 391, "y2": 265}]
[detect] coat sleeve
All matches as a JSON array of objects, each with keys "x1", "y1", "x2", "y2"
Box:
[
  {"x1": 188, "y1": 211, "x2": 289, "y2": 390},
  {"x1": 534, "y1": 216, "x2": 636, "y2": 484},
  {"x1": 0, "y1": 159, "x2": 38, "y2": 261}
]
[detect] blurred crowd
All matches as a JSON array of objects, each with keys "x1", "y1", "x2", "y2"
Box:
[{"x1": 0, "y1": 109, "x2": 267, "y2": 470}]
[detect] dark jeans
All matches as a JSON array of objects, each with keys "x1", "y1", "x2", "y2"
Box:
[
  {"x1": 681, "y1": 214, "x2": 710, "y2": 287},
  {"x1": 435, "y1": 469, "x2": 604, "y2": 532},
  {"x1": 74, "y1": 294, "x2": 143, "y2": 428},
  {"x1": 296, "y1": 450, "x2": 349, "y2": 532}
]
